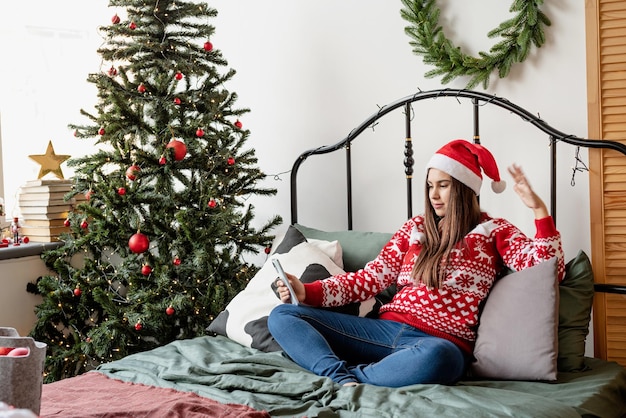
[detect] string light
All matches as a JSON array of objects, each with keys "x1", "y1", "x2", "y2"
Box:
[{"x1": 570, "y1": 146, "x2": 589, "y2": 186}]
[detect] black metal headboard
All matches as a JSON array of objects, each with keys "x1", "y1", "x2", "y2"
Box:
[{"x1": 289, "y1": 89, "x2": 626, "y2": 295}]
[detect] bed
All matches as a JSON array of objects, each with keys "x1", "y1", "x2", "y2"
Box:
[{"x1": 38, "y1": 89, "x2": 626, "y2": 418}]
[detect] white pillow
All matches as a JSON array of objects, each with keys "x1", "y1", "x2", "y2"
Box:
[
  {"x1": 207, "y1": 227, "x2": 346, "y2": 352},
  {"x1": 309, "y1": 239, "x2": 344, "y2": 269},
  {"x1": 471, "y1": 258, "x2": 559, "y2": 380},
  {"x1": 269, "y1": 229, "x2": 343, "y2": 268}
]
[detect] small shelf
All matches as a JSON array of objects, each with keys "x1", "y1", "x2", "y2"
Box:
[{"x1": 0, "y1": 242, "x2": 63, "y2": 261}]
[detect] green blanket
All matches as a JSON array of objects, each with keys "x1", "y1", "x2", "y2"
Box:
[{"x1": 97, "y1": 335, "x2": 626, "y2": 418}]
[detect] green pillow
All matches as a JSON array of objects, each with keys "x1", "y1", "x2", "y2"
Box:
[
  {"x1": 558, "y1": 250, "x2": 595, "y2": 372},
  {"x1": 293, "y1": 224, "x2": 393, "y2": 272}
]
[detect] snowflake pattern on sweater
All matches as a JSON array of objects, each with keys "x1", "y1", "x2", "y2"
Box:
[{"x1": 303, "y1": 213, "x2": 564, "y2": 353}]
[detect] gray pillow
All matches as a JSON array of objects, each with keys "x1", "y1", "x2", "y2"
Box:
[{"x1": 471, "y1": 258, "x2": 559, "y2": 381}]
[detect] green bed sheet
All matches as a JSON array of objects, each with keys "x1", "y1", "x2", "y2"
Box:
[{"x1": 96, "y1": 335, "x2": 626, "y2": 418}]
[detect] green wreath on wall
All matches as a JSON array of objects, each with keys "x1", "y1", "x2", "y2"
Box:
[{"x1": 400, "y1": 0, "x2": 551, "y2": 89}]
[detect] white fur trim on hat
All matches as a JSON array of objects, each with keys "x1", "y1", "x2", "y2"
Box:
[{"x1": 427, "y1": 153, "x2": 482, "y2": 195}]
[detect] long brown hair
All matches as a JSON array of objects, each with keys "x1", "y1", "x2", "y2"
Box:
[{"x1": 411, "y1": 174, "x2": 482, "y2": 288}]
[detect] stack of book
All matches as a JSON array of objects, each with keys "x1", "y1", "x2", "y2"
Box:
[{"x1": 18, "y1": 179, "x2": 76, "y2": 242}]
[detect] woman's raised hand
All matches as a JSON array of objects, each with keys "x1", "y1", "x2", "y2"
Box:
[{"x1": 507, "y1": 164, "x2": 549, "y2": 219}]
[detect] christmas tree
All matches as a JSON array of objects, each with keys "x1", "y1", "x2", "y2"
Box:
[{"x1": 28, "y1": 0, "x2": 281, "y2": 382}]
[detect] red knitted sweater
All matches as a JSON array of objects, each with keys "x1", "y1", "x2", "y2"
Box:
[{"x1": 303, "y1": 213, "x2": 564, "y2": 353}]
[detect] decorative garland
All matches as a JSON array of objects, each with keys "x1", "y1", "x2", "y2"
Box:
[{"x1": 400, "y1": 0, "x2": 551, "y2": 89}]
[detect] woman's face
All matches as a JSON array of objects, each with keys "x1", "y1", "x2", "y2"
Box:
[{"x1": 427, "y1": 168, "x2": 452, "y2": 217}]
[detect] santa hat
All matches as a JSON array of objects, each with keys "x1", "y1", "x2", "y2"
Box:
[{"x1": 426, "y1": 139, "x2": 506, "y2": 195}]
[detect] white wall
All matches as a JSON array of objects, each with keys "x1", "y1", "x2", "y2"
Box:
[
  {"x1": 0, "y1": 256, "x2": 48, "y2": 337},
  {"x1": 208, "y1": 0, "x2": 590, "y2": 263},
  {"x1": 0, "y1": 1, "x2": 107, "y2": 219},
  {"x1": 0, "y1": 1, "x2": 590, "y2": 258},
  {"x1": 0, "y1": 1, "x2": 591, "y2": 342}
]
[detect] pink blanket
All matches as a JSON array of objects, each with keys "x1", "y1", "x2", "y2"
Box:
[{"x1": 40, "y1": 372, "x2": 270, "y2": 418}]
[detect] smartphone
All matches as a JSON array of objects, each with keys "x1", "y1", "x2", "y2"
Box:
[{"x1": 271, "y1": 258, "x2": 299, "y2": 305}]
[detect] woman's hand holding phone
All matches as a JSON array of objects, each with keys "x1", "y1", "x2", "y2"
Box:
[{"x1": 271, "y1": 258, "x2": 302, "y2": 305}]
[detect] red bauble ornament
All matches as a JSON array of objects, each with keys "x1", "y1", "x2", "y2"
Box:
[
  {"x1": 117, "y1": 187, "x2": 126, "y2": 196},
  {"x1": 207, "y1": 198, "x2": 217, "y2": 208},
  {"x1": 137, "y1": 83, "x2": 146, "y2": 93},
  {"x1": 173, "y1": 256, "x2": 181, "y2": 266},
  {"x1": 158, "y1": 156, "x2": 167, "y2": 165},
  {"x1": 195, "y1": 128, "x2": 205, "y2": 137},
  {"x1": 129, "y1": 232, "x2": 150, "y2": 254},
  {"x1": 126, "y1": 164, "x2": 141, "y2": 181},
  {"x1": 173, "y1": 97, "x2": 181, "y2": 105},
  {"x1": 22, "y1": 237, "x2": 29, "y2": 244},
  {"x1": 64, "y1": 218, "x2": 71, "y2": 227},
  {"x1": 134, "y1": 322, "x2": 142, "y2": 331},
  {"x1": 203, "y1": 41, "x2": 213, "y2": 51},
  {"x1": 98, "y1": 127, "x2": 105, "y2": 135},
  {"x1": 234, "y1": 120, "x2": 243, "y2": 129},
  {"x1": 175, "y1": 71, "x2": 183, "y2": 80},
  {"x1": 80, "y1": 220, "x2": 89, "y2": 229},
  {"x1": 141, "y1": 265, "x2": 152, "y2": 276},
  {"x1": 74, "y1": 288, "x2": 82, "y2": 297},
  {"x1": 227, "y1": 157, "x2": 235, "y2": 166},
  {"x1": 166, "y1": 306, "x2": 175, "y2": 316},
  {"x1": 108, "y1": 66, "x2": 117, "y2": 76},
  {"x1": 111, "y1": 14, "x2": 120, "y2": 24},
  {"x1": 166, "y1": 139, "x2": 187, "y2": 161},
  {"x1": 85, "y1": 190, "x2": 93, "y2": 200},
  {"x1": 129, "y1": 21, "x2": 136, "y2": 30},
  {"x1": 264, "y1": 246, "x2": 271, "y2": 254}
]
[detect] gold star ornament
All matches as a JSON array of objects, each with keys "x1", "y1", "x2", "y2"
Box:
[{"x1": 29, "y1": 140, "x2": 71, "y2": 179}]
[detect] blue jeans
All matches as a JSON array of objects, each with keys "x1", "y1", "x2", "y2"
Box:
[{"x1": 267, "y1": 304, "x2": 468, "y2": 387}]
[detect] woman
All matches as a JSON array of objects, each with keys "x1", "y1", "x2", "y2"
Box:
[{"x1": 268, "y1": 139, "x2": 564, "y2": 388}]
